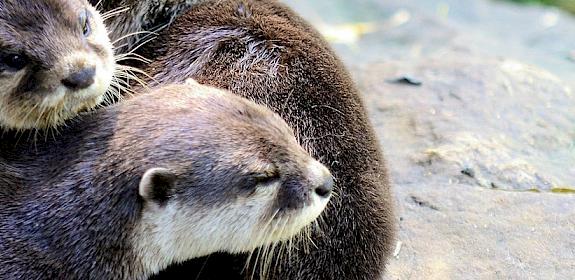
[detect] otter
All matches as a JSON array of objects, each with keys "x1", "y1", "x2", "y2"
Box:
[
  {"x1": 96, "y1": 0, "x2": 396, "y2": 279},
  {"x1": 0, "y1": 82, "x2": 334, "y2": 280},
  {"x1": 0, "y1": 0, "x2": 115, "y2": 130}
]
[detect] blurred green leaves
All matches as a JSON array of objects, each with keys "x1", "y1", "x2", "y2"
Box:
[{"x1": 503, "y1": 0, "x2": 575, "y2": 14}]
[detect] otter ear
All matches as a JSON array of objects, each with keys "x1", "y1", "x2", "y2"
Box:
[{"x1": 139, "y1": 168, "x2": 177, "y2": 205}]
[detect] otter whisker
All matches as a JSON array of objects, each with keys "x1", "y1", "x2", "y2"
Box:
[
  {"x1": 100, "y1": 85, "x2": 124, "y2": 108},
  {"x1": 28, "y1": 104, "x2": 50, "y2": 145},
  {"x1": 112, "y1": 20, "x2": 165, "y2": 54},
  {"x1": 314, "y1": 214, "x2": 329, "y2": 240},
  {"x1": 261, "y1": 235, "x2": 280, "y2": 279},
  {"x1": 305, "y1": 227, "x2": 317, "y2": 250},
  {"x1": 273, "y1": 239, "x2": 287, "y2": 273},
  {"x1": 121, "y1": 34, "x2": 159, "y2": 58},
  {"x1": 260, "y1": 216, "x2": 290, "y2": 280},
  {"x1": 114, "y1": 66, "x2": 152, "y2": 86},
  {"x1": 249, "y1": 240, "x2": 265, "y2": 280},
  {"x1": 112, "y1": 30, "x2": 157, "y2": 46},
  {"x1": 101, "y1": 6, "x2": 130, "y2": 21},
  {"x1": 48, "y1": 124, "x2": 61, "y2": 143},
  {"x1": 245, "y1": 208, "x2": 280, "y2": 279},
  {"x1": 116, "y1": 64, "x2": 153, "y2": 79},
  {"x1": 111, "y1": 72, "x2": 142, "y2": 92},
  {"x1": 193, "y1": 255, "x2": 212, "y2": 280},
  {"x1": 115, "y1": 51, "x2": 149, "y2": 60},
  {"x1": 259, "y1": 243, "x2": 276, "y2": 279},
  {"x1": 247, "y1": 210, "x2": 279, "y2": 267},
  {"x1": 264, "y1": 217, "x2": 293, "y2": 277},
  {"x1": 19, "y1": 102, "x2": 41, "y2": 130},
  {"x1": 110, "y1": 77, "x2": 128, "y2": 93},
  {"x1": 109, "y1": 77, "x2": 135, "y2": 98},
  {"x1": 111, "y1": 75, "x2": 142, "y2": 95},
  {"x1": 256, "y1": 215, "x2": 289, "y2": 280},
  {"x1": 115, "y1": 64, "x2": 153, "y2": 86},
  {"x1": 114, "y1": 53, "x2": 152, "y2": 64},
  {"x1": 253, "y1": 219, "x2": 279, "y2": 280}
]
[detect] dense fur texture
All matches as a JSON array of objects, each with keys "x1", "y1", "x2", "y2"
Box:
[
  {"x1": 89, "y1": 0, "x2": 203, "y2": 53},
  {"x1": 0, "y1": 0, "x2": 115, "y2": 130},
  {"x1": 0, "y1": 83, "x2": 333, "y2": 279},
  {"x1": 100, "y1": 0, "x2": 396, "y2": 279}
]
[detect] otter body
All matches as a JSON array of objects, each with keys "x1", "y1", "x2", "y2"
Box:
[
  {"x1": 99, "y1": 0, "x2": 395, "y2": 279},
  {"x1": 0, "y1": 83, "x2": 333, "y2": 279},
  {"x1": 0, "y1": 0, "x2": 115, "y2": 130}
]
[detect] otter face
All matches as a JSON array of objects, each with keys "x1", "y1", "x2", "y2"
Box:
[
  {"x1": 0, "y1": 0, "x2": 114, "y2": 130},
  {"x1": 130, "y1": 85, "x2": 333, "y2": 275}
]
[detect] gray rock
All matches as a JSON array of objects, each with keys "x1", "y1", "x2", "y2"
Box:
[
  {"x1": 362, "y1": 56, "x2": 575, "y2": 191},
  {"x1": 362, "y1": 56, "x2": 575, "y2": 279}
]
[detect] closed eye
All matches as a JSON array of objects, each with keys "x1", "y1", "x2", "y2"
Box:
[{"x1": 254, "y1": 170, "x2": 280, "y2": 185}]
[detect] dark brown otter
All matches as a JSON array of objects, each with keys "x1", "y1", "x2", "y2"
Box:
[
  {"x1": 0, "y1": 0, "x2": 115, "y2": 130},
  {"x1": 0, "y1": 82, "x2": 334, "y2": 280},
  {"x1": 97, "y1": 0, "x2": 396, "y2": 279}
]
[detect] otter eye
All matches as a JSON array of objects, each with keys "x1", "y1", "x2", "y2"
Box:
[
  {"x1": 79, "y1": 9, "x2": 92, "y2": 37},
  {"x1": 1, "y1": 54, "x2": 28, "y2": 71},
  {"x1": 254, "y1": 171, "x2": 280, "y2": 185}
]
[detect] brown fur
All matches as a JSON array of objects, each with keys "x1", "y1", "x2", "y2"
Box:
[
  {"x1": 100, "y1": 0, "x2": 396, "y2": 279},
  {"x1": 0, "y1": 0, "x2": 114, "y2": 130},
  {"x1": 0, "y1": 83, "x2": 332, "y2": 279},
  {"x1": 90, "y1": 0, "x2": 203, "y2": 53}
]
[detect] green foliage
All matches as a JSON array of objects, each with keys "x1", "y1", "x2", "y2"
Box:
[{"x1": 503, "y1": 0, "x2": 575, "y2": 14}]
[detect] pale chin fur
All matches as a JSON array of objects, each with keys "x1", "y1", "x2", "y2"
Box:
[{"x1": 132, "y1": 177, "x2": 331, "y2": 279}]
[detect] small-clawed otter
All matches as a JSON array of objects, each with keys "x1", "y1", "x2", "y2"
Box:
[
  {"x1": 0, "y1": 82, "x2": 334, "y2": 280},
  {"x1": 0, "y1": 0, "x2": 114, "y2": 130},
  {"x1": 97, "y1": 0, "x2": 396, "y2": 279}
]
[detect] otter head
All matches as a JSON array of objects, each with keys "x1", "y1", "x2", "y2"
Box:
[
  {"x1": 129, "y1": 83, "x2": 333, "y2": 275},
  {"x1": 0, "y1": 0, "x2": 114, "y2": 130}
]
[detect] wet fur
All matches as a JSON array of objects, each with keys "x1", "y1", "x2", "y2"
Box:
[{"x1": 101, "y1": 0, "x2": 396, "y2": 279}]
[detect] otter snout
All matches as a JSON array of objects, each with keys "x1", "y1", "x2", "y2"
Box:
[
  {"x1": 308, "y1": 160, "x2": 334, "y2": 199},
  {"x1": 315, "y1": 174, "x2": 334, "y2": 198},
  {"x1": 62, "y1": 67, "x2": 96, "y2": 90}
]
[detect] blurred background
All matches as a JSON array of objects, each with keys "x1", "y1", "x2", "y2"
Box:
[{"x1": 281, "y1": 0, "x2": 575, "y2": 279}]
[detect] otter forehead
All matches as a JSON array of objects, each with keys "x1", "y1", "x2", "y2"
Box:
[
  {"x1": 0, "y1": 0, "x2": 80, "y2": 30},
  {"x1": 115, "y1": 83, "x2": 297, "y2": 151}
]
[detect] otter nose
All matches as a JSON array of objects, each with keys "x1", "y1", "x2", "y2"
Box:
[
  {"x1": 315, "y1": 175, "x2": 334, "y2": 198},
  {"x1": 62, "y1": 67, "x2": 96, "y2": 90},
  {"x1": 308, "y1": 160, "x2": 334, "y2": 198}
]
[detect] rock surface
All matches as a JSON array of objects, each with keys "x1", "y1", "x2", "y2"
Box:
[{"x1": 282, "y1": 0, "x2": 575, "y2": 278}]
